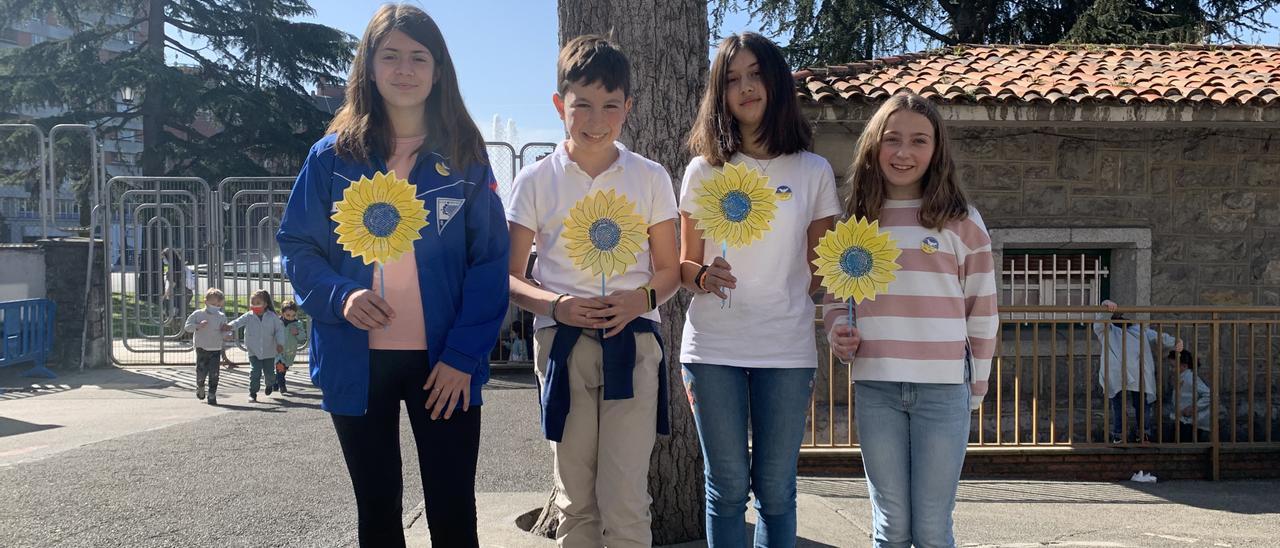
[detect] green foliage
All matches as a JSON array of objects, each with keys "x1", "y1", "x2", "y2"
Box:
[
  {"x1": 712, "y1": 0, "x2": 1279, "y2": 67},
  {"x1": 0, "y1": 0, "x2": 354, "y2": 182}
]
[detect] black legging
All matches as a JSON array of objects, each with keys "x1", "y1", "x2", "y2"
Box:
[{"x1": 331, "y1": 349, "x2": 481, "y2": 548}]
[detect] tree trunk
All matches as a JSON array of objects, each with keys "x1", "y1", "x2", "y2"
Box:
[
  {"x1": 534, "y1": 1, "x2": 710, "y2": 544},
  {"x1": 142, "y1": 0, "x2": 165, "y2": 176}
]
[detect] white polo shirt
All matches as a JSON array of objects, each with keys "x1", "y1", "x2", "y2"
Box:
[{"x1": 507, "y1": 141, "x2": 680, "y2": 331}]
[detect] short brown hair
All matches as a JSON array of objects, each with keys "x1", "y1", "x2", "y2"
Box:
[
  {"x1": 557, "y1": 35, "x2": 631, "y2": 97},
  {"x1": 204, "y1": 288, "x2": 224, "y2": 300}
]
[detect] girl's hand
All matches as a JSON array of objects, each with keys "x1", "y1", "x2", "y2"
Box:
[
  {"x1": 700, "y1": 256, "x2": 737, "y2": 299},
  {"x1": 198, "y1": 320, "x2": 209, "y2": 328},
  {"x1": 971, "y1": 380, "x2": 988, "y2": 397},
  {"x1": 554, "y1": 296, "x2": 609, "y2": 329},
  {"x1": 276, "y1": 344, "x2": 284, "y2": 354},
  {"x1": 970, "y1": 380, "x2": 989, "y2": 410},
  {"x1": 423, "y1": 361, "x2": 471, "y2": 420},
  {"x1": 596, "y1": 289, "x2": 649, "y2": 338},
  {"x1": 828, "y1": 323, "x2": 861, "y2": 362},
  {"x1": 342, "y1": 289, "x2": 396, "y2": 330},
  {"x1": 219, "y1": 324, "x2": 232, "y2": 332}
]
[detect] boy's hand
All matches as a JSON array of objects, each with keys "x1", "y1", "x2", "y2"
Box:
[
  {"x1": 423, "y1": 361, "x2": 471, "y2": 420},
  {"x1": 1102, "y1": 299, "x2": 1118, "y2": 312},
  {"x1": 701, "y1": 256, "x2": 737, "y2": 299},
  {"x1": 554, "y1": 296, "x2": 609, "y2": 329},
  {"x1": 342, "y1": 289, "x2": 396, "y2": 330},
  {"x1": 276, "y1": 344, "x2": 283, "y2": 354},
  {"x1": 198, "y1": 320, "x2": 209, "y2": 328},
  {"x1": 596, "y1": 289, "x2": 649, "y2": 338},
  {"x1": 1174, "y1": 339, "x2": 1184, "y2": 353},
  {"x1": 219, "y1": 324, "x2": 231, "y2": 332},
  {"x1": 827, "y1": 323, "x2": 861, "y2": 362}
]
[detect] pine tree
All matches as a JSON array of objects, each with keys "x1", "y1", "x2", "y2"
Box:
[
  {"x1": 712, "y1": 0, "x2": 1279, "y2": 68},
  {"x1": 0, "y1": 0, "x2": 354, "y2": 183}
]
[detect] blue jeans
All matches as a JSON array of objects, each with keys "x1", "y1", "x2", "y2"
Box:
[
  {"x1": 855, "y1": 381, "x2": 971, "y2": 548},
  {"x1": 683, "y1": 363, "x2": 815, "y2": 548},
  {"x1": 1110, "y1": 390, "x2": 1154, "y2": 441}
]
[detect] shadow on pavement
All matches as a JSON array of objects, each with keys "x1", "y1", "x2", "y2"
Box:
[{"x1": 0, "y1": 416, "x2": 62, "y2": 438}]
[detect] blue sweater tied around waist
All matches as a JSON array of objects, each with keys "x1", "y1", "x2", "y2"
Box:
[{"x1": 539, "y1": 318, "x2": 669, "y2": 443}]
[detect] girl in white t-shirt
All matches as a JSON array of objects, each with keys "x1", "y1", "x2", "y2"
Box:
[{"x1": 677, "y1": 32, "x2": 840, "y2": 548}]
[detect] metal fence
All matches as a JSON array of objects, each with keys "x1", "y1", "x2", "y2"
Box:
[
  {"x1": 100, "y1": 144, "x2": 548, "y2": 366},
  {"x1": 486, "y1": 141, "x2": 556, "y2": 205},
  {"x1": 801, "y1": 305, "x2": 1280, "y2": 478}
]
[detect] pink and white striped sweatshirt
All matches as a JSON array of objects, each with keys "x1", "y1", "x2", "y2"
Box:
[{"x1": 824, "y1": 199, "x2": 999, "y2": 385}]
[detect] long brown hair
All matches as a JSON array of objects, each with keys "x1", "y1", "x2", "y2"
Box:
[
  {"x1": 687, "y1": 32, "x2": 812, "y2": 166},
  {"x1": 327, "y1": 4, "x2": 486, "y2": 168},
  {"x1": 842, "y1": 93, "x2": 968, "y2": 231}
]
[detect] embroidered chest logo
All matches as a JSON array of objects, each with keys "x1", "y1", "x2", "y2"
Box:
[
  {"x1": 435, "y1": 162, "x2": 450, "y2": 177},
  {"x1": 774, "y1": 185, "x2": 793, "y2": 201},
  {"x1": 436, "y1": 197, "x2": 465, "y2": 235},
  {"x1": 921, "y1": 236, "x2": 940, "y2": 255}
]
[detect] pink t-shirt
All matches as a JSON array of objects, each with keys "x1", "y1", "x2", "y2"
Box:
[{"x1": 369, "y1": 135, "x2": 428, "y2": 350}]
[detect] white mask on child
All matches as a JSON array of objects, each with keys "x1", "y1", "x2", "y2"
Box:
[{"x1": 206, "y1": 305, "x2": 221, "y2": 313}]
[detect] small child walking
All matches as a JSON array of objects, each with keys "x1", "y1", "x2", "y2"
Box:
[
  {"x1": 184, "y1": 288, "x2": 230, "y2": 405},
  {"x1": 227, "y1": 289, "x2": 286, "y2": 402},
  {"x1": 276, "y1": 300, "x2": 308, "y2": 395}
]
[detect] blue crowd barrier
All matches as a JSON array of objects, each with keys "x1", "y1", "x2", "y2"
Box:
[{"x1": 0, "y1": 298, "x2": 57, "y2": 380}]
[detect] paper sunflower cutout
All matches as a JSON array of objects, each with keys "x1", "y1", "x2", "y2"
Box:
[
  {"x1": 691, "y1": 162, "x2": 777, "y2": 248},
  {"x1": 331, "y1": 171, "x2": 429, "y2": 265},
  {"x1": 562, "y1": 189, "x2": 646, "y2": 278},
  {"x1": 813, "y1": 217, "x2": 902, "y2": 304}
]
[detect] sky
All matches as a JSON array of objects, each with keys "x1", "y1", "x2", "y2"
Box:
[{"x1": 291, "y1": 1, "x2": 1280, "y2": 146}]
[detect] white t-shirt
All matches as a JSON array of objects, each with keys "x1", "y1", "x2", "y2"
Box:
[
  {"x1": 678, "y1": 151, "x2": 842, "y2": 368},
  {"x1": 507, "y1": 141, "x2": 680, "y2": 331}
]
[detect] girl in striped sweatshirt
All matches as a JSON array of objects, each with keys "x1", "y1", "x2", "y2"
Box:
[{"x1": 824, "y1": 93, "x2": 998, "y2": 547}]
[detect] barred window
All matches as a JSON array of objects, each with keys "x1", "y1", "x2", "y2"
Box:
[{"x1": 1002, "y1": 250, "x2": 1109, "y2": 320}]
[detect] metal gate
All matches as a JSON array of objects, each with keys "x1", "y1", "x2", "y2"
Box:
[
  {"x1": 98, "y1": 143, "x2": 550, "y2": 366},
  {"x1": 104, "y1": 176, "x2": 214, "y2": 365}
]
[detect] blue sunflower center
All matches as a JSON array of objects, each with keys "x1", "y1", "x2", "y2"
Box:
[
  {"x1": 362, "y1": 202, "x2": 401, "y2": 238},
  {"x1": 840, "y1": 247, "x2": 873, "y2": 278},
  {"x1": 720, "y1": 190, "x2": 752, "y2": 223},
  {"x1": 589, "y1": 218, "x2": 622, "y2": 251}
]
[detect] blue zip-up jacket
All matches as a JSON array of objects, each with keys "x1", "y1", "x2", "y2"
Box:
[{"x1": 277, "y1": 134, "x2": 510, "y2": 416}]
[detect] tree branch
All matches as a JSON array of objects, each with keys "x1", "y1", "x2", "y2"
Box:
[{"x1": 867, "y1": 0, "x2": 956, "y2": 44}]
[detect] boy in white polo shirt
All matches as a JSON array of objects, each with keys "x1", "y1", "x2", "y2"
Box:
[{"x1": 505, "y1": 35, "x2": 681, "y2": 548}]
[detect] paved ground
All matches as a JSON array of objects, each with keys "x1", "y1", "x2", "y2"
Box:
[{"x1": 3, "y1": 366, "x2": 1278, "y2": 548}]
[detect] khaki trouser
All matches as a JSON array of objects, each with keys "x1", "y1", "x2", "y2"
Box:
[{"x1": 534, "y1": 328, "x2": 661, "y2": 548}]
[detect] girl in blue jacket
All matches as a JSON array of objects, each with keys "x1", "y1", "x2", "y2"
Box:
[{"x1": 275, "y1": 5, "x2": 508, "y2": 547}]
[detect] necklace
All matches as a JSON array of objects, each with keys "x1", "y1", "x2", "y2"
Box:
[{"x1": 744, "y1": 152, "x2": 777, "y2": 175}]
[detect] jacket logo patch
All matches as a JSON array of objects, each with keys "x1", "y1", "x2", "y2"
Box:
[{"x1": 436, "y1": 197, "x2": 464, "y2": 234}]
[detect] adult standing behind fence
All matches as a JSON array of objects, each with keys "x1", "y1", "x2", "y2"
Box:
[{"x1": 1094, "y1": 299, "x2": 1183, "y2": 444}]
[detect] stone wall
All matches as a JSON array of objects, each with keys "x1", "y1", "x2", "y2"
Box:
[
  {"x1": 951, "y1": 126, "x2": 1279, "y2": 306},
  {"x1": 814, "y1": 123, "x2": 1280, "y2": 306},
  {"x1": 39, "y1": 238, "x2": 109, "y2": 370}
]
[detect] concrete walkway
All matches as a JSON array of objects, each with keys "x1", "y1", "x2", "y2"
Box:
[{"x1": 2, "y1": 366, "x2": 1277, "y2": 547}]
